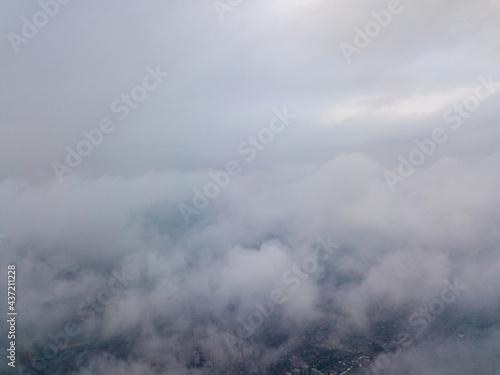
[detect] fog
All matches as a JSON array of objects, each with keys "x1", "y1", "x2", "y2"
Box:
[{"x1": 1, "y1": 1, "x2": 499, "y2": 374}]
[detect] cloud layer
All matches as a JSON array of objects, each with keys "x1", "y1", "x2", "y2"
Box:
[{"x1": 1, "y1": 0, "x2": 499, "y2": 374}]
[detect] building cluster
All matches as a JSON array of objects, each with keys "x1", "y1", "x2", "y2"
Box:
[
  {"x1": 286, "y1": 364, "x2": 323, "y2": 375},
  {"x1": 172, "y1": 328, "x2": 254, "y2": 374}
]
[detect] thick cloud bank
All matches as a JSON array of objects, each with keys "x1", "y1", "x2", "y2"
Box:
[{"x1": 1, "y1": 0, "x2": 499, "y2": 374}]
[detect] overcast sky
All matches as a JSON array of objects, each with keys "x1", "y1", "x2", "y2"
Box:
[{"x1": 1, "y1": 1, "x2": 500, "y2": 374}]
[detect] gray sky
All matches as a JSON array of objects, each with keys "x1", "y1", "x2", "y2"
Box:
[{"x1": 1, "y1": 1, "x2": 500, "y2": 374}]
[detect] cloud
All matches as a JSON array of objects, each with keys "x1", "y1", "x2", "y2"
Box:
[{"x1": 0, "y1": 0, "x2": 499, "y2": 373}]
